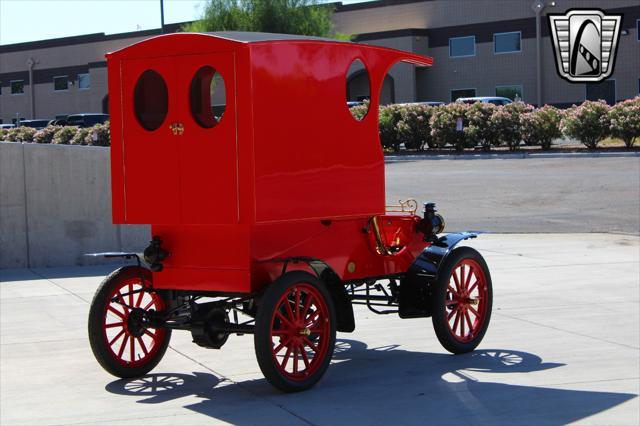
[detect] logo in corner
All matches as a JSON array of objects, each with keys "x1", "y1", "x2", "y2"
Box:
[{"x1": 548, "y1": 9, "x2": 622, "y2": 83}]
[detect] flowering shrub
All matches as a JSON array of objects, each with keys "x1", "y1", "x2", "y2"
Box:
[
  {"x1": 466, "y1": 102, "x2": 498, "y2": 151},
  {"x1": 396, "y1": 104, "x2": 434, "y2": 150},
  {"x1": 378, "y1": 105, "x2": 403, "y2": 151},
  {"x1": 349, "y1": 101, "x2": 370, "y2": 121},
  {"x1": 561, "y1": 100, "x2": 610, "y2": 149},
  {"x1": 87, "y1": 121, "x2": 110, "y2": 146},
  {"x1": 609, "y1": 97, "x2": 639, "y2": 148},
  {"x1": 70, "y1": 128, "x2": 90, "y2": 145},
  {"x1": 430, "y1": 102, "x2": 472, "y2": 152},
  {"x1": 2, "y1": 126, "x2": 37, "y2": 142},
  {"x1": 33, "y1": 125, "x2": 61, "y2": 144},
  {"x1": 521, "y1": 105, "x2": 563, "y2": 150},
  {"x1": 491, "y1": 102, "x2": 534, "y2": 151},
  {"x1": 52, "y1": 126, "x2": 78, "y2": 145}
]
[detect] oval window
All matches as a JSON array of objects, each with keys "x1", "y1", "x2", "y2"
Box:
[
  {"x1": 133, "y1": 70, "x2": 168, "y2": 131},
  {"x1": 346, "y1": 59, "x2": 370, "y2": 121},
  {"x1": 190, "y1": 66, "x2": 226, "y2": 128}
]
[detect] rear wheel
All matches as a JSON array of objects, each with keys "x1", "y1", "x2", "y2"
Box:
[
  {"x1": 88, "y1": 266, "x2": 171, "y2": 378},
  {"x1": 254, "y1": 271, "x2": 336, "y2": 392},
  {"x1": 431, "y1": 247, "x2": 492, "y2": 354}
]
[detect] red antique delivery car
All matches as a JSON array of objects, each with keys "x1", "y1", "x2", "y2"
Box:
[{"x1": 88, "y1": 32, "x2": 492, "y2": 392}]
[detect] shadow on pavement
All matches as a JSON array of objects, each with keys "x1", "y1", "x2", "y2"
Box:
[{"x1": 106, "y1": 340, "x2": 637, "y2": 425}]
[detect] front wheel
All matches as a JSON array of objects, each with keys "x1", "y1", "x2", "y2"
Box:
[
  {"x1": 88, "y1": 266, "x2": 171, "y2": 378},
  {"x1": 254, "y1": 271, "x2": 336, "y2": 392},
  {"x1": 431, "y1": 247, "x2": 492, "y2": 354}
]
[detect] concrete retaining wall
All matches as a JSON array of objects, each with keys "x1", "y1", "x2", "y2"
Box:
[{"x1": 0, "y1": 142, "x2": 149, "y2": 269}]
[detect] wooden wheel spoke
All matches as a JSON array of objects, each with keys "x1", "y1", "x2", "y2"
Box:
[
  {"x1": 292, "y1": 346, "x2": 299, "y2": 373},
  {"x1": 142, "y1": 299, "x2": 154, "y2": 311},
  {"x1": 459, "y1": 266, "x2": 466, "y2": 291},
  {"x1": 105, "y1": 322, "x2": 124, "y2": 329},
  {"x1": 107, "y1": 306, "x2": 125, "y2": 319},
  {"x1": 301, "y1": 294, "x2": 313, "y2": 321},
  {"x1": 308, "y1": 328, "x2": 325, "y2": 334},
  {"x1": 294, "y1": 289, "x2": 301, "y2": 321},
  {"x1": 273, "y1": 338, "x2": 290, "y2": 354},
  {"x1": 117, "y1": 334, "x2": 127, "y2": 358},
  {"x1": 300, "y1": 344, "x2": 311, "y2": 369},
  {"x1": 464, "y1": 311, "x2": 473, "y2": 332},
  {"x1": 135, "y1": 288, "x2": 145, "y2": 308},
  {"x1": 464, "y1": 266, "x2": 474, "y2": 290},
  {"x1": 452, "y1": 310, "x2": 461, "y2": 334},
  {"x1": 445, "y1": 299, "x2": 458, "y2": 306},
  {"x1": 275, "y1": 311, "x2": 294, "y2": 329},
  {"x1": 460, "y1": 312, "x2": 466, "y2": 337},
  {"x1": 137, "y1": 337, "x2": 149, "y2": 355},
  {"x1": 272, "y1": 329, "x2": 290, "y2": 336},
  {"x1": 468, "y1": 281, "x2": 479, "y2": 294},
  {"x1": 468, "y1": 305, "x2": 479, "y2": 317},
  {"x1": 447, "y1": 308, "x2": 457, "y2": 320},
  {"x1": 109, "y1": 329, "x2": 125, "y2": 346},
  {"x1": 144, "y1": 329, "x2": 157, "y2": 340},
  {"x1": 283, "y1": 298, "x2": 296, "y2": 323},
  {"x1": 452, "y1": 272, "x2": 461, "y2": 292},
  {"x1": 281, "y1": 345, "x2": 293, "y2": 369},
  {"x1": 130, "y1": 335, "x2": 135, "y2": 361},
  {"x1": 303, "y1": 337, "x2": 319, "y2": 353}
]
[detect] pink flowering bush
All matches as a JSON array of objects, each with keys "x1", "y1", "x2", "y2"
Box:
[
  {"x1": 33, "y1": 125, "x2": 61, "y2": 144},
  {"x1": 2, "y1": 126, "x2": 37, "y2": 142},
  {"x1": 609, "y1": 97, "x2": 639, "y2": 148},
  {"x1": 86, "y1": 121, "x2": 110, "y2": 146},
  {"x1": 396, "y1": 104, "x2": 434, "y2": 150},
  {"x1": 52, "y1": 126, "x2": 78, "y2": 145},
  {"x1": 70, "y1": 127, "x2": 90, "y2": 145},
  {"x1": 430, "y1": 102, "x2": 472, "y2": 152},
  {"x1": 561, "y1": 100, "x2": 610, "y2": 149},
  {"x1": 378, "y1": 105, "x2": 404, "y2": 151},
  {"x1": 349, "y1": 100, "x2": 370, "y2": 121},
  {"x1": 521, "y1": 105, "x2": 563, "y2": 150},
  {"x1": 466, "y1": 102, "x2": 498, "y2": 151},
  {"x1": 491, "y1": 102, "x2": 534, "y2": 151}
]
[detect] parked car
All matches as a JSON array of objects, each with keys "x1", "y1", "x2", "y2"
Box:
[
  {"x1": 48, "y1": 118, "x2": 69, "y2": 126},
  {"x1": 0, "y1": 123, "x2": 16, "y2": 129},
  {"x1": 18, "y1": 119, "x2": 51, "y2": 129},
  {"x1": 347, "y1": 101, "x2": 364, "y2": 108},
  {"x1": 396, "y1": 101, "x2": 445, "y2": 107},
  {"x1": 456, "y1": 96, "x2": 513, "y2": 106},
  {"x1": 66, "y1": 113, "x2": 109, "y2": 127}
]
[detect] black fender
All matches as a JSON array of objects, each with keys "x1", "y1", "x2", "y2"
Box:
[
  {"x1": 399, "y1": 232, "x2": 478, "y2": 319},
  {"x1": 273, "y1": 257, "x2": 356, "y2": 333}
]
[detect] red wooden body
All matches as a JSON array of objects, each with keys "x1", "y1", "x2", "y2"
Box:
[{"x1": 107, "y1": 32, "x2": 433, "y2": 293}]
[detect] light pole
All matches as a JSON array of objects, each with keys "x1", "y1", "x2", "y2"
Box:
[
  {"x1": 531, "y1": 0, "x2": 555, "y2": 107},
  {"x1": 160, "y1": 0, "x2": 165, "y2": 34}
]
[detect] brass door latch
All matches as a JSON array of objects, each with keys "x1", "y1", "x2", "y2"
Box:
[{"x1": 169, "y1": 122, "x2": 184, "y2": 136}]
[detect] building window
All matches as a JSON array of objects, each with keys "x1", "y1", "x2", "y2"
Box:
[
  {"x1": 494, "y1": 31, "x2": 521, "y2": 54},
  {"x1": 78, "y1": 73, "x2": 90, "y2": 90},
  {"x1": 10, "y1": 80, "x2": 24, "y2": 95},
  {"x1": 451, "y1": 88, "x2": 476, "y2": 102},
  {"x1": 449, "y1": 36, "x2": 475, "y2": 58},
  {"x1": 54, "y1": 76, "x2": 68, "y2": 91},
  {"x1": 586, "y1": 79, "x2": 616, "y2": 105},
  {"x1": 496, "y1": 85, "x2": 523, "y2": 101}
]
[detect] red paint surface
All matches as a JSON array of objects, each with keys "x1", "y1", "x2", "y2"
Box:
[{"x1": 107, "y1": 33, "x2": 433, "y2": 292}]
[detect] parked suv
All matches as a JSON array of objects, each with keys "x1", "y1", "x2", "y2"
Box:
[
  {"x1": 18, "y1": 119, "x2": 51, "y2": 129},
  {"x1": 456, "y1": 97, "x2": 513, "y2": 106},
  {"x1": 66, "y1": 113, "x2": 109, "y2": 127}
]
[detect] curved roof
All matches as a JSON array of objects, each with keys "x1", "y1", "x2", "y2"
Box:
[{"x1": 203, "y1": 31, "x2": 351, "y2": 44}]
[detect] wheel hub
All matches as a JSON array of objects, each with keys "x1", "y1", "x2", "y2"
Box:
[{"x1": 126, "y1": 309, "x2": 147, "y2": 338}]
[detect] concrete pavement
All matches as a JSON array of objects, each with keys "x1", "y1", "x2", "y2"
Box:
[{"x1": 1, "y1": 233, "x2": 639, "y2": 425}]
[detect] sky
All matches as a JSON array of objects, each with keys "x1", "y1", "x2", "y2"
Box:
[{"x1": 0, "y1": 0, "x2": 371, "y2": 45}]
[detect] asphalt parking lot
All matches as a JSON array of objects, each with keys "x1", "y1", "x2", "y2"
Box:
[
  {"x1": 386, "y1": 156, "x2": 640, "y2": 234},
  {"x1": 1, "y1": 233, "x2": 638, "y2": 425}
]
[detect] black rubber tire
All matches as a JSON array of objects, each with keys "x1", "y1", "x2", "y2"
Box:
[
  {"x1": 254, "y1": 271, "x2": 337, "y2": 393},
  {"x1": 88, "y1": 266, "x2": 172, "y2": 378},
  {"x1": 431, "y1": 247, "x2": 493, "y2": 354}
]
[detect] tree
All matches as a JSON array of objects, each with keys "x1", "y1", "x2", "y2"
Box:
[{"x1": 183, "y1": 0, "x2": 344, "y2": 39}]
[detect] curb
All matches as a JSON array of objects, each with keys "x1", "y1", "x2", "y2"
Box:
[{"x1": 385, "y1": 151, "x2": 640, "y2": 162}]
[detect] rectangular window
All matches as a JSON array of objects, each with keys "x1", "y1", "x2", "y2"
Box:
[
  {"x1": 78, "y1": 73, "x2": 90, "y2": 90},
  {"x1": 496, "y1": 85, "x2": 523, "y2": 101},
  {"x1": 54, "y1": 76, "x2": 68, "y2": 91},
  {"x1": 10, "y1": 80, "x2": 24, "y2": 95},
  {"x1": 451, "y1": 88, "x2": 476, "y2": 102},
  {"x1": 494, "y1": 31, "x2": 521, "y2": 54},
  {"x1": 449, "y1": 36, "x2": 475, "y2": 58},
  {"x1": 586, "y1": 79, "x2": 616, "y2": 105}
]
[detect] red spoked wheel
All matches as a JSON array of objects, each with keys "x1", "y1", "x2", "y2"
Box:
[
  {"x1": 88, "y1": 266, "x2": 171, "y2": 378},
  {"x1": 255, "y1": 271, "x2": 336, "y2": 392},
  {"x1": 432, "y1": 247, "x2": 492, "y2": 354}
]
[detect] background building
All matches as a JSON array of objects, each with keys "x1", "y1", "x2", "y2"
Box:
[{"x1": 0, "y1": 0, "x2": 638, "y2": 123}]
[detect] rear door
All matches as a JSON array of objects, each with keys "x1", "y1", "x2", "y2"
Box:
[
  {"x1": 177, "y1": 53, "x2": 238, "y2": 224},
  {"x1": 121, "y1": 57, "x2": 180, "y2": 223}
]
